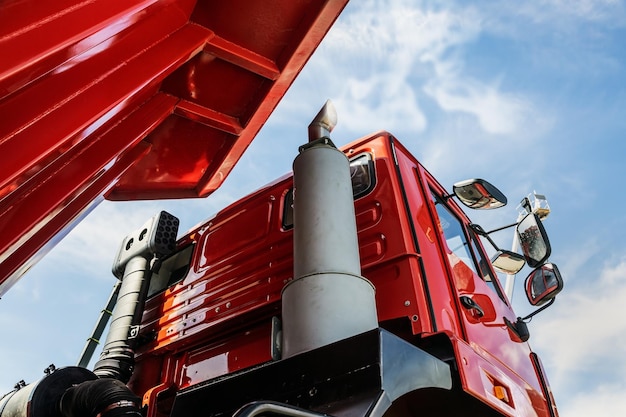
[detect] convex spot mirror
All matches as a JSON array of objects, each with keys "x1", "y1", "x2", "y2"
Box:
[
  {"x1": 525, "y1": 263, "x2": 563, "y2": 306},
  {"x1": 453, "y1": 179, "x2": 507, "y2": 210},
  {"x1": 491, "y1": 250, "x2": 526, "y2": 275},
  {"x1": 516, "y1": 212, "x2": 551, "y2": 268}
]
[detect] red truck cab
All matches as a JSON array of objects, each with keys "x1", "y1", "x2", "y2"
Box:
[{"x1": 127, "y1": 131, "x2": 560, "y2": 417}]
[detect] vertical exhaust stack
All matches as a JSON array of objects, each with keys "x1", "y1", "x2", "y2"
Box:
[{"x1": 281, "y1": 101, "x2": 378, "y2": 358}]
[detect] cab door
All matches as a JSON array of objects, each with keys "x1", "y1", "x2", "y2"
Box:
[{"x1": 421, "y1": 170, "x2": 550, "y2": 416}]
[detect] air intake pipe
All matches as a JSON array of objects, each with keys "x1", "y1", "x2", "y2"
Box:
[
  {"x1": 59, "y1": 378, "x2": 142, "y2": 417},
  {"x1": 0, "y1": 212, "x2": 178, "y2": 417},
  {"x1": 94, "y1": 211, "x2": 179, "y2": 382},
  {"x1": 0, "y1": 367, "x2": 141, "y2": 417},
  {"x1": 281, "y1": 101, "x2": 378, "y2": 358}
]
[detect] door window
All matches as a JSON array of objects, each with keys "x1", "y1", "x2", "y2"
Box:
[
  {"x1": 431, "y1": 193, "x2": 506, "y2": 302},
  {"x1": 435, "y1": 201, "x2": 476, "y2": 273}
]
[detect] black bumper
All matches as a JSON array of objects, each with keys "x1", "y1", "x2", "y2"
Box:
[{"x1": 171, "y1": 329, "x2": 451, "y2": 417}]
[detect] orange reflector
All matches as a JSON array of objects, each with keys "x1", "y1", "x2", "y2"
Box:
[{"x1": 494, "y1": 385, "x2": 510, "y2": 403}]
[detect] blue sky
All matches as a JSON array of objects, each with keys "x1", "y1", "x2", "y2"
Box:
[{"x1": 1, "y1": 1, "x2": 626, "y2": 415}]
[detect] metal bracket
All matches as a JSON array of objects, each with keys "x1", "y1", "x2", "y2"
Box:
[{"x1": 271, "y1": 316, "x2": 282, "y2": 361}]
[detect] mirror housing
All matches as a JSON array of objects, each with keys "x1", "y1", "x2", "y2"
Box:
[
  {"x1": 491, "y1": 250, "x2": 526, "y2": 275},
  {"x1": 505, "y1": 263, "x2": 564, "y2": 343},
  {"x1": 525, "y1": 263, "x2": 564, "y2": 306},
  {"x1": 516, "y1": 212, "x2": 551, "y2": 268},
  {"x1": 453, "y1": 179, "x2": 507, "y2": 210}
]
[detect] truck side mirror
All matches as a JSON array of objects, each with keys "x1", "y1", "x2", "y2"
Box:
[
  {"x1": 516, "y1": 212, "x2": 551, "y2": 268},
  {"x1": 525, "y1": 263, "x2": 563, "y2": 306},
  {"x1": 452, "y1": 179, "x2": 507, "y2": 210},
  {"x1": 491, "y1": 250, "x2": 526, "y2": 275},
  {"x1": 505, "y1": 263, "x2": 564, "y2": 343}
]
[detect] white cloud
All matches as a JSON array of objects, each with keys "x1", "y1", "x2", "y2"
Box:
[
  {"x1": 298, "y1": 1, "x2": 541, "y2": 139},
  {"x1": 43, "y1": 182, "x2": 250, "y2": 278},
  {"x1": 521, "y1": 0, "x2": 625, "y2": 23},
  {"x1": 531, "y1": 257, "x2": 626, "y2": 390},
  {"x1": 560, "y1": 383, "x2": 626, "y2": 417},
  {"x1": 50, "y1": 202, "x2": 160, "y2": 274},
  {"x1": 334, "y1": 77, "x2": 428, "y2": 134},
  {"x1": 424, "y1": 78, "x2": 533, "y2": 135}
]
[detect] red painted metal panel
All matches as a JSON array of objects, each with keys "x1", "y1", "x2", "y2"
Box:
[
  {"x1": 0, "y1": 143, "x2": 152, "y2": 293},
  {"x1": 411, "y1": 156, "x2": 550, "y2": 416},
  {"x1": 106, "y1": 114, "x2": 236, "y2": 199},
  {"x1": 134, "y1": 135, "x2": 431, "y2": 380},
  {"x1": 393, "y1": 144, "x2": 466, "y2": 338},
  {"x1": 131, "y1": 134, "x2": 552, "y2": 416},
  {"x1": 0, "y1": 0, "x2": 348, "y2": 294},
  {"x1": 194, "y1": 0, "x2": 351, "y2": 197},
  {"x1": 0, "y1": 0, "x2": 170, "y2": 97},
  {"x1": 0, "y1": 22, "x2": 211, "y2": 196},
  {"x1": 0, "y1": 93, "x2": 177, "y2": 294},
  {"x1": 452, "y1": 337, "x2": 551, "y2": 417}
]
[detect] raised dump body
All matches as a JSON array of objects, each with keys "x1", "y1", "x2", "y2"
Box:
[{"x1": 0, "y1": 0, "x2": 348, "y2": 296}]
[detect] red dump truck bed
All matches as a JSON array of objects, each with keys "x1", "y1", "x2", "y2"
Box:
[{"x1": 0, "y1": 0, "x2": 348, "y2": 296}]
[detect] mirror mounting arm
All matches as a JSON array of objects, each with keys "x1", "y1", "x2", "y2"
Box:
[
  {"x1": 469, "y1": 224, "x2": 500, "y2": 251},
  {"x1": 521, "y1": 298, "x2": 555, "y2": 322},
  {"x1": 504, "y1": 298, "x2": 556, "y2": 343},
  {"x1": 485, "y1": 221, "x2": 518, "y2": 235},
  {"x1": 520, "y1": 197, "x2": 533, "y2": 214},
  {"x1": 442, "y1": 194, "x2": 455, "y2": 202},
  {"x1": 471, "y1": 223, "x2": 526, "y2": 275}
]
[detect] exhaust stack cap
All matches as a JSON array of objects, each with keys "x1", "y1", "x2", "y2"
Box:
[{"x1": 308, "y1": 100, "x2": 337, "y2": 142}]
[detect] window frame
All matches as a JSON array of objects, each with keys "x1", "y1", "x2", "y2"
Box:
[
  {"x1": 282, "y1": 152, "x2": 376, "y2": 230},
  {"x1": 430, "y1": 191, "x2": 509, "y2": 303}
]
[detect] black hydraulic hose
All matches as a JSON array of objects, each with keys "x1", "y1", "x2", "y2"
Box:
[{"x1": 60, "y1": 378, "x2": 142, "y2": 417}]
